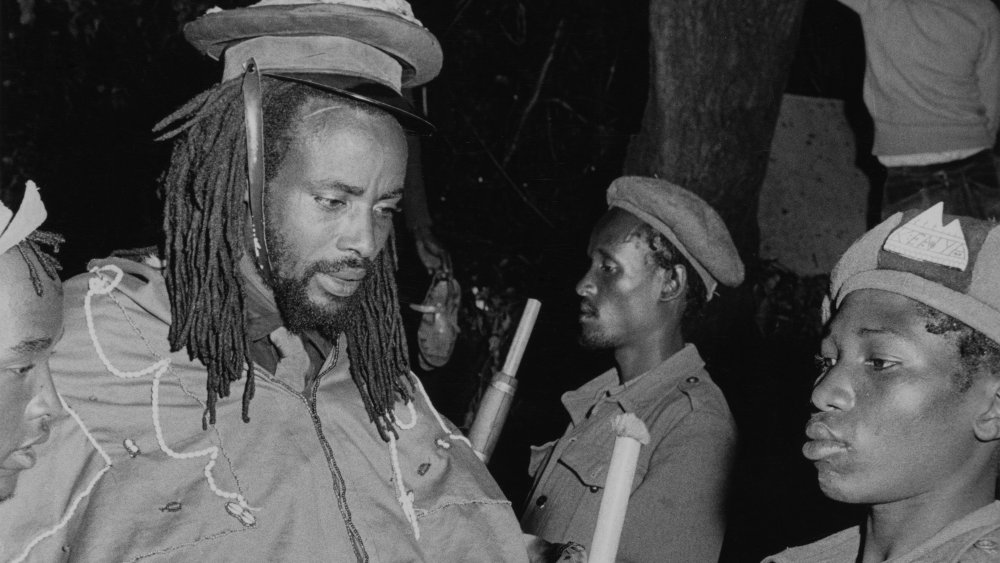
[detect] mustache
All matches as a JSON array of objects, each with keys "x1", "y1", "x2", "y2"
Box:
[{"x1": 302, "y1": 256, "x2": 374, "y2": 278}]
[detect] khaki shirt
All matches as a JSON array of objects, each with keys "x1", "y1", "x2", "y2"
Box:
[
  {"x1": 1, "y1": 257, "x2": 528, "y2": 562},
  {"x1": 763, "y1": 501, "x2": 1000, "y2": 563},
  {"x1": 521, "y1": 344, "x2": 737, "y2": 563}
]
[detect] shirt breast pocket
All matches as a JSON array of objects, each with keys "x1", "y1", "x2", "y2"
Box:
[{"x1": 557, "y1": 438, "x2": 651, "y2": 495}]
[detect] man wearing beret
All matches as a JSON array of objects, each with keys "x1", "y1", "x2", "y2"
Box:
[
  {"x1": 765, "y1": 202, "x2": 1000, "y2": 562},
  {"x1": 2, "y1": 1, "x2": 535, "y2": 560},
  {"x1": 521, "y1": 176, "x2": 742, "y2": 562}
]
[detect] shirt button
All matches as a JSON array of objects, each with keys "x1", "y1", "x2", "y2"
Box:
[
  {"x1": 589, "y1": 486, "x2": 601, "y2": 493},
  {"x1": 685, "y1": 376, "x2": 699, "y2": 383},
  {"x1": 535, "y1": 495, "x2": 548, "y2": 508}
]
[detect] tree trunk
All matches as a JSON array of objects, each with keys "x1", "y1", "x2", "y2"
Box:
[{"x1": 624, "y1": 0, "x2": 806, "y2": 258}]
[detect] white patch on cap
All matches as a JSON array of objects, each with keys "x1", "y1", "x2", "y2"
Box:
[{"x1": 882, "y1": 202, "x2": 969, "y2": 270}]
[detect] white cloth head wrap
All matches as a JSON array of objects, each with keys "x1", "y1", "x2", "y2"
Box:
[{"x1": 0, "y1": 180, "x2": 47, "y2": 256}]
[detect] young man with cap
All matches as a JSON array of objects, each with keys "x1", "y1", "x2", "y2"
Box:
[
  {"x1": 4, "y1": 1, "x2": 533, "y2": 560},
  {"x1": 521, "y1": 176, "x2": 743, "y2": 562},
  {"x1": 764, "y1": 202, "x2": 1000, "y2": 562}
]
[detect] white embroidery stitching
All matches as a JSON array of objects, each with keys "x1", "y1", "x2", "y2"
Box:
[{"x1": 84, "y1": 265, "x2": 258, "y2": 513}]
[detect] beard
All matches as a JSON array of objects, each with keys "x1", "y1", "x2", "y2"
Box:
[
  {"x1": 267, "y1": 231, "x2": 373, "y2": 340},
  {"x1": 578, "y1": 325, "x2": 618, "y2": 350},
  {"x1": 578, "y1": 301, "x2": 617, "y2": 350}
]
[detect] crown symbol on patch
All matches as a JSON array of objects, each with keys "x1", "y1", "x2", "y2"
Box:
[{"x1": 883, "y1": 202, "x2": 968, "y2": 270}]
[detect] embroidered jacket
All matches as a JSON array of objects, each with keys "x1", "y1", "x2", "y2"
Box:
[{"x1": 1, "y1": 256, "x2": 527, "y2": 562}]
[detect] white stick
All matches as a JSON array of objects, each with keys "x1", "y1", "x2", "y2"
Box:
[
  {"x1": 502, "y1": 298, "x2": 541, "y2": 375},
  {"x1": 589, "y1": 413, "x2": 650, "y2": 563}
]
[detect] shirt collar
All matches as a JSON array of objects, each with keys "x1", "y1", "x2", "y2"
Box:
[
  {"x1": 561, "y1": 343, "x2": 705, "y2": 425},
  {"x1": 240, "y1": 255, "x2": 287, "y2": 342},
  {"x1": 238, "y1": 255, "x2": 333, "y2": 380}
]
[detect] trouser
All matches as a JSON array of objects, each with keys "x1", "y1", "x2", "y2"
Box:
[{"x1": 881, "y1": 149, "x2": 1000, "y2": 220}]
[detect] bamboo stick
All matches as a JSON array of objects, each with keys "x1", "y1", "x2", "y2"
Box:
[
  {"x1": 468, "y1": 298, "x2": 541, "y2": 462},
  {"x1": 589, "y1": 413, "x2": 650, "y2": 563}
]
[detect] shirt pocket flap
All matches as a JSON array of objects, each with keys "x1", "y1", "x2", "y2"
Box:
[
  {"x1": 558, "y1": 439, "x2": 651, "y2": 492},
  {"x1": 528, "y1": 440, "x2": 557, "y2": 476},
  {"x1": 557, "y1": 442, "x2": 611, "y2": 488}
]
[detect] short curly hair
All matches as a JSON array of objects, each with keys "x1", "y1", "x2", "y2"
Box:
[
  {"x1": 918, "y1": 303, "x2": 1000, "y2": 392},
  {"x1": 629, "y1": 221, "x2": 707, "y2": 327}
]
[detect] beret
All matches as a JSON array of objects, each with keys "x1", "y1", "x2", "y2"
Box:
[
  {"x1": 829, "y1": 203, "x2": 1000, "y2": 345},
  {"x1": 606, "y1": 176, "x2": 744, "y2": 301}
]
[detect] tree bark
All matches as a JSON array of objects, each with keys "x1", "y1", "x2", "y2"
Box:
[{"x1": 624, "y1": 0, "x2": 806, "y2": 257}]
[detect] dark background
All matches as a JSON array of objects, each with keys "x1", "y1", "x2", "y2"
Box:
[{"x1": 2, "y1": 0, "x2": 895, "y2": 559}]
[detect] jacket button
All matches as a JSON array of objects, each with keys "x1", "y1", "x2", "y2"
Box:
[
  {"x1": 535, "y1": 495, "x2": 548, "y2": 508},
  {"x1": 975, "y1": 539, "x2": 998, "y2": 553}
]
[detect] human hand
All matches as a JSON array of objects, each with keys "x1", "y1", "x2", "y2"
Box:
[{"x1": 523, "y1": 534, "x2": 588, "y2": 563}]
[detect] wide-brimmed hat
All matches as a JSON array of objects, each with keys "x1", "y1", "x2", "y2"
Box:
[{"x1": 184, "y1": 0, "x2": 443, "y2": 131}]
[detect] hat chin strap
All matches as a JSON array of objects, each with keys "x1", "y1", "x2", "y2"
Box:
[{"x1": 242, "y1": 58, "x2": 276, "y2": 285}]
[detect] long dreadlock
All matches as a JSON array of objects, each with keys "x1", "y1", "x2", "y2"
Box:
[{"x1": 154, "y1": 78, "x2": 412, "y2": 438}]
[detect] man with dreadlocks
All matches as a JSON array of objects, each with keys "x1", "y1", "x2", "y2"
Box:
[{"x1": 8, "y1": 1, "x2": 535, "y2": 560}]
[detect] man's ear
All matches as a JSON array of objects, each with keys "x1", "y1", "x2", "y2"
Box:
[
  {"x1": 658, "y1": 264, "x2": 686, "y2": 302},
  {"x1": 973, "y1": 378, "x2": 1000, "y2": 442}
]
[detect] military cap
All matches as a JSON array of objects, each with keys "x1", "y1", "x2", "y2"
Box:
[
  {"x1": 606, "y1": 176, "x2": 744, "y2": 301},
  {"x1": 829, "y1": 203, "x2": 1000, "y2": 344},
  {"x1": 183, "y1": 0, "x2": 442, "y2": 131}
]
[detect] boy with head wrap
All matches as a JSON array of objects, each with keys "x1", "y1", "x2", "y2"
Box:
[
  {"x1": 522, "y1": 176, "x2": 743, "y2": 562},
  {"x1": 0, "y1": 181, "x2": 63, "y2": 506},
  {"x1": 765, "y1": 203, "x2": 1000, "y2": 562}
]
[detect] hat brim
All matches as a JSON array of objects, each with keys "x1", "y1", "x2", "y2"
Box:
[
  {"x1": 184, "y1": 4, "x2": 442, "y2": 88},
  {"x1": 267, "y1": 72, "x2": 433, "y2": 133}
]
